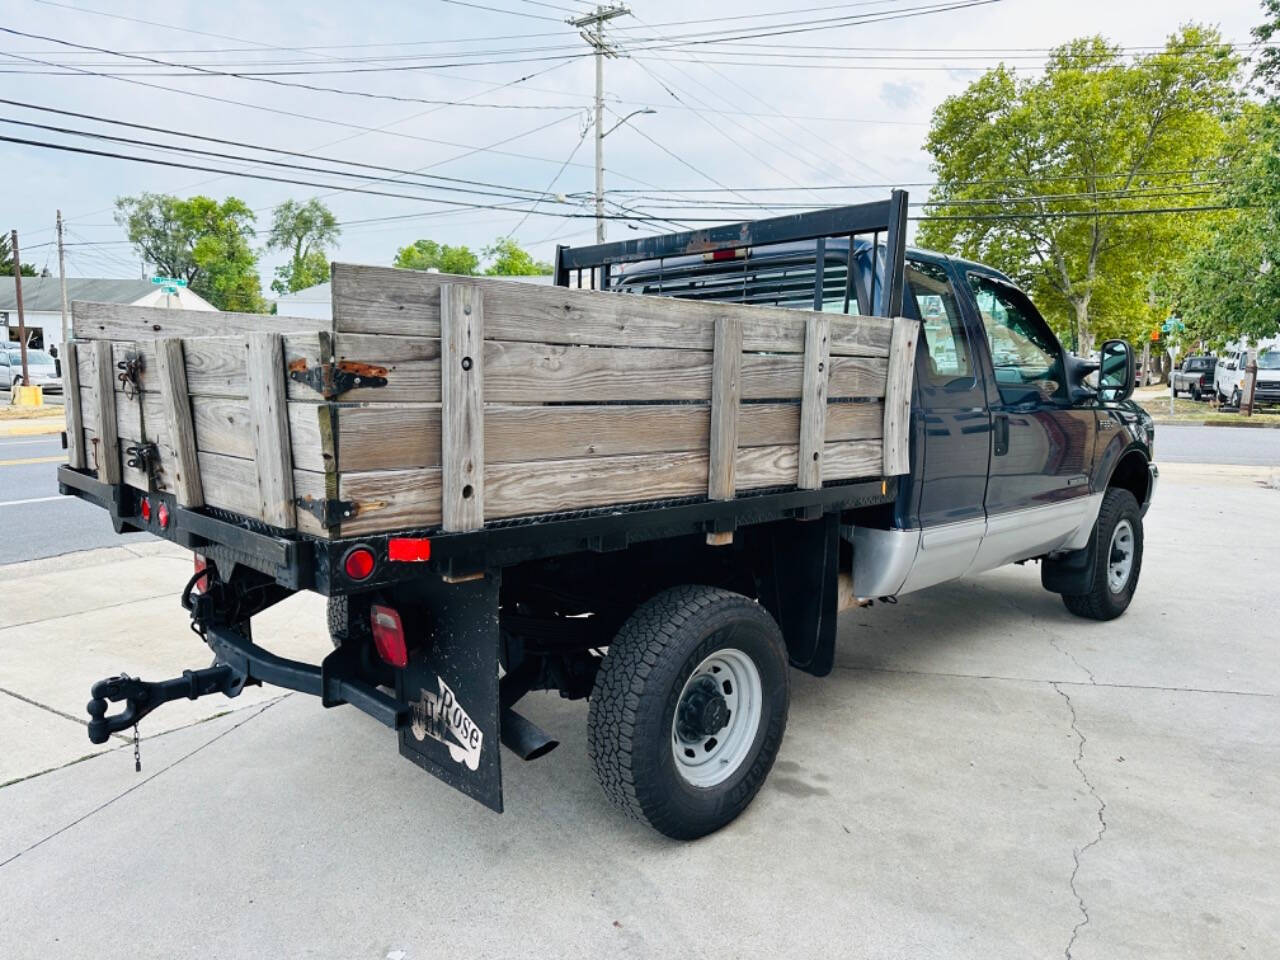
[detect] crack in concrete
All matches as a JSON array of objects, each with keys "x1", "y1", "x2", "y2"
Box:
[
  {"x1": 0, "y1": 695, "x2": 287, "y2": 869},
  {"x1": 991, "y1": 586, "x2": 1097, "y2": 684},
  {"x1": 0, "y1": 684, "x2": 130, "y2": 741},
  {"x1": 1052, "y1": 682, "x2": 1108, "y2": 960}
]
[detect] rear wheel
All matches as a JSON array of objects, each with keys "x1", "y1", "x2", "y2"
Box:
[
  {"x1": 588, "y1": 585, "x2": 789, "y2": 840},
  {"x1": 326, "y1": 595, "x2": 348, "y2": 649},
  {"x1": 1191, "y1": 384, "x2": 1201, "y2": 401},
  {"x1": 1061, "y1": 488, "x2": 1143, "y2": 621}
]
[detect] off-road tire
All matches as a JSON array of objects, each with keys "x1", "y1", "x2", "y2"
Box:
[
  {"x1": 587, "y1": 585, "x2": 789, "y2": 840},
  {"x1": 326, "y1": 595, "x2": 348, "y2": 649},
  {"x1": 1062, "y1": 488, "x2": 1143, "y2": 621}
]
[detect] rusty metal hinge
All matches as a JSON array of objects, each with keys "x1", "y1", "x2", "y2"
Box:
[
  {"x1": 287, "y1": 359, "x2": 387, "y2": 399},
  {"x1": 295, "y1": 494, "x2": 358, "y2": 529}
]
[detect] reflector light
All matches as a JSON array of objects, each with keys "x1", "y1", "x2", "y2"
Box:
[
  {"x1": 139, "y1": 497, "x2": 152, "y2": 522},
  {"x1": 388, "y1": 537, "x2": 432, "y2": 562},
  {"x1": 704, "y1": 247, "x2": 748, "y2": 262},
  {"x1": 344, "y1": 546, "x2": 376, "y2": 581},
  {"x1": 157, "y1": 502, "x2": 170, "y2": 530},
  {"x1": 370, "y1": 605, "x2": 408, "y2": 668}
]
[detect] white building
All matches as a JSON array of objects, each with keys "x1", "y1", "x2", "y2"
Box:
[{"x1": 0, "y1": 277, "x2": 215, "y2": 353}]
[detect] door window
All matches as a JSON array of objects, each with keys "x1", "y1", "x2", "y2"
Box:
[
  {"x1": 906, "y1": 259, "x2": 971, "y2": 384},
  {"x1": 967, "y1": 275, "x2": 1064, "y2": 402}
]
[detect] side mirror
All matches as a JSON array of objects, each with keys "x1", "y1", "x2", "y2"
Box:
[{"x1": 1098, "y1": 339, "x2": 1135, "y2": 402}]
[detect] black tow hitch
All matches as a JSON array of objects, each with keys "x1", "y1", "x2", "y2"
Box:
[{"x1": 86, "y1": 665, "x2": 248, "y2": 745}]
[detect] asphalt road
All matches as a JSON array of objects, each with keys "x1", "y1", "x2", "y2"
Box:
[
  {"x1": 1156, "y1": 422, "x2": 1280, "y2": 465},
  {"x1": 0, "y1": 433, "x2": 152, "y2": 565}
]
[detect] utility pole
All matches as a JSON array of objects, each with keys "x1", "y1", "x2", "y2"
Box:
[
  {"x1": 9, "y1": 230, "x2": 30, "y2": 387},
  {"x1": 569, "y1": 4, "x2": 630, "y2": 244},
  {"x1": 56, "y1": 209, "x2": 69, "y2": 350}
]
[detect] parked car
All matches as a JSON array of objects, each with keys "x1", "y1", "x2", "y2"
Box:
[
  {"x1": 1253, "y1": 348, "x2": 1280, "y2": 407},
  {"x1": 1172, "y1": 355, "x2": 1216, "y2": 400},
  {"x1": 0, "y1": 347, "x2": 62, "y2": 393}
]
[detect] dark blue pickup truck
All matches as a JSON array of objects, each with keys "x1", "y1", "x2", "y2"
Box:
[
  {"x1": 66, "y1": 195, "x2": 1155, "y2": 841},
  {"x1": 606, "y1": 220, "x2": 1156, "y2": 620}
]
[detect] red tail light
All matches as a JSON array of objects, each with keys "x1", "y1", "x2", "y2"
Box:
[
  {"x1": 343, "y1": 546, "x2": 376, "y2": 581},
  {"x1": 370, "y1": 605, "x2": 408, "y2": 668},
  {"x1": 388, "y1": 537, "x2": 431, "y2": 562},
  {"x1": 192, "y1": 553, "x2": 207, "y2": 594},
  {"x1": 139, "y1": 497, "x2": 152, "y2": 523},
  {"x1": 157, "y1": 502, "x2": 170, "y2": 530}
]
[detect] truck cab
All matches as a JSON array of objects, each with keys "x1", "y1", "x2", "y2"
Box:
[{"x1": 611, "y1": 235, "x2": 1156, "y2": 617}]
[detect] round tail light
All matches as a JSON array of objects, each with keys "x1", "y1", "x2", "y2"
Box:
[
  {"x1": 139, "y1": 497, "x2": 152, "y2": 523},
  {"x1": 344, "y1": 546, "x2": 376, "y2": 581}
]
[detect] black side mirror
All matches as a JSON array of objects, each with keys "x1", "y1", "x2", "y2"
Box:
[{"x1": 1099, "y1": 339, "x2": 1135, "y2": 402}]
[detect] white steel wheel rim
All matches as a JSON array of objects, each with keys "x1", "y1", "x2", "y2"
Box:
[
  {"x1": 1107, "y1": 519, "x2": 1135, "y2": 593},
  {"x1": 671, "y1": 647, "x2": 763, "y2": 788}
]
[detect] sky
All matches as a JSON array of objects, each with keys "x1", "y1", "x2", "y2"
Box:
[{"x1": 0, "y1": 0, "x2": 1266, "y2": 293}]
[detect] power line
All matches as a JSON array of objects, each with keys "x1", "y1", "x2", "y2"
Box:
[
  {"x1": 0, "y1": 98, "x2": 572, "y2": 201},
  {"x1": 437, "y1": 0, "x2": 564, "y2": 21},
  {"x1": 0, "y1": 133, "x2": 697, "y2": 223}
]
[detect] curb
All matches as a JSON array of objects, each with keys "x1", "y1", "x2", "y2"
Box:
[
  {"x1": 1150, "y1": 418, "x2": 1280, "y2": 429},
  {"x1": 0, "y1": 420, "x2": 64, "y2": 437}
]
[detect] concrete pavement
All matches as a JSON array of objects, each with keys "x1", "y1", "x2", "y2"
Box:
[{"x1": 0, "y1": 466, "x2": 1277, "y2": 959}]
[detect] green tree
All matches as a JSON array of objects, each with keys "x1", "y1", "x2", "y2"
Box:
[
  {"x1": 917, "y1": 26, "x2": 1239, "y2": 353},
  {"x1": 267, "y1": 198, "x2": 339, "y2": 295},
  {"x1": 482, "y1": 236, "x2": 552, "y2": 276},
  {"x1": 115, "y1": 193, "x2": 265, "y2": 311},
  {"x1": 0, "y1": 234, "x2": 37, "y2": 276},
  {"x1": 393, "y1": 239, "x2": 479, "y2": 275}
]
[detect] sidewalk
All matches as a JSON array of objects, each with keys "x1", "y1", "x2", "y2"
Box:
[
  {"x1": 0, "y1": 540, "x2": 328, "y2": 786},
  {"x1": 0, "y1": 409, "x2": 64, "y2": 438}
]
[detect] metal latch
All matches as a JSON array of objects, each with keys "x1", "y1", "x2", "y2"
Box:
[
  {"x1": 117, "y1": 353, "x2": 144, "y2": 399},
  {"x1": 295, "y1": 494, "x2": 358, "y2": 528},
  {"x1": 288, "y1": 359, "x2": 388, "y2": 399},
  {"x1": 125, "y1": 441, "x2": 160, "y2": 478}
]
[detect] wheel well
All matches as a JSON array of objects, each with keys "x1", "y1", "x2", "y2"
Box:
[{"x1": 1107, "y1": 450, "x2": 1149, "y2": 506}]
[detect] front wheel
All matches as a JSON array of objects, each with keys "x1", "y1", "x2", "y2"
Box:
[
  {"x1": 1061, "y1": 488, "x2": 1143, "y2": 621},
  {"x1": 588, "y1": 585, "x2": 789, "y2": 840}
]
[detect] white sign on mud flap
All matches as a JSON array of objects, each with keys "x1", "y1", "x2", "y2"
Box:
[{"x1": 410, "y1": 676, "x2": 483, "y2": 771}]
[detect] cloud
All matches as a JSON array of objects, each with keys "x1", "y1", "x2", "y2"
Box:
[{"x1": 880, "y1": 80, "x2": 922, "y2": 111}]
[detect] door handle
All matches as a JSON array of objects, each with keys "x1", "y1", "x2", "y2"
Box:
[{"x1": 993, "y1": 413, "x2": 1009, "y2": 457}]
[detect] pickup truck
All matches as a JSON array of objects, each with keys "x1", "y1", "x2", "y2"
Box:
[
  {"x1": 57, "y1": 195, "x2": 1156, "y2": 839},
  {"x1": 1171, "y1": 355, "x2": 1216, "y2": 401}
]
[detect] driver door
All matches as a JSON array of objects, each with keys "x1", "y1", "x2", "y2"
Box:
[{"x1": 965, "y1": 274, "x2": 1097, "y2": 570}]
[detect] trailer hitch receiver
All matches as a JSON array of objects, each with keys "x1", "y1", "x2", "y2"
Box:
[{"x1": 85, "y1": 664, "x2": 248, "y2": 744}]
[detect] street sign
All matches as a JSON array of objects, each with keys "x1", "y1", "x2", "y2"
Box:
[
  {"x1": 1161, "y1": 317, "x2": 1185, "y2": 333},
  {"x1": 151, "y1": 276, "x2": 187, "y2": 287},
  {"x1": 1151, "y1": 328, "x2": 1161, "y2": 342}
]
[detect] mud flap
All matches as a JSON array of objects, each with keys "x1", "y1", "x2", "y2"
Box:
[{"x1": 396, "y1": 573, "x2": 504, "y2": 813}]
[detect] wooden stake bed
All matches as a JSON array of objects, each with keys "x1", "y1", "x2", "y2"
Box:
[{"x1": 66, "y1": 264, "x2": 918, "y2": 540}]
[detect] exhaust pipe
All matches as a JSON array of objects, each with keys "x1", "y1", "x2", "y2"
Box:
[{"x1": 500, "y1": 708, "x2": 559, "y2": 761}]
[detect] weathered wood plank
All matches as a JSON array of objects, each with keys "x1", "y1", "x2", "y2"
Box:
[
  {"x1": 708, "y1": 316, "x2": 742, "y2": 501},
  {"x1": 307, "y1": 400, "x2": 883, "y2": 473},
  {"x1": 246, "y1": 332, "x2": 296, "y2": 528},
  {"x1": 336, "y1": 467, "x2": 443, "y2": 536},
  {"x1": 737, "y1": 440, "x2": 883, "y2": 489},
  {"x1": 882, "y1": 316, "x2": 919, "y2": 476},
  {"x1": 331, "y1": 263, "x2": 892, "y2": 356},
  {"x1": 107, "y1": 335, "x2": 326, "y2": 401},
  {"x1": 90, "y1": 341, "x2": 120, "y2": 484},
  {"x1": 195, "y1": 451, "x2": 326, "y2": 537},
  {"x1": 153, "y1": 338, "x2": 203, "y2": 507},
  {"x1": 439, "y1": 284, "x2": 485, "y2": 532},
  {"x1": 72, "y1": 300, "x2": 321, "y2": 341},
  {"x1": 62, "y1": 342, "x2": 86, "y2": 469},
  {"x1": 797, "y1": 314, "x2": 831, "y2": 489},
  {"x1": 481, "y1": 342, "x2": 883, "y2": 403}
]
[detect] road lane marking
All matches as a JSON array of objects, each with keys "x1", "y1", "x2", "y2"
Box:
[
  {"x1": 0, "y1": 495, "x2": 66, "y2": 507},
  {"x1": 0, "y1": 455, "x2": 65, "y2": 466}
]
